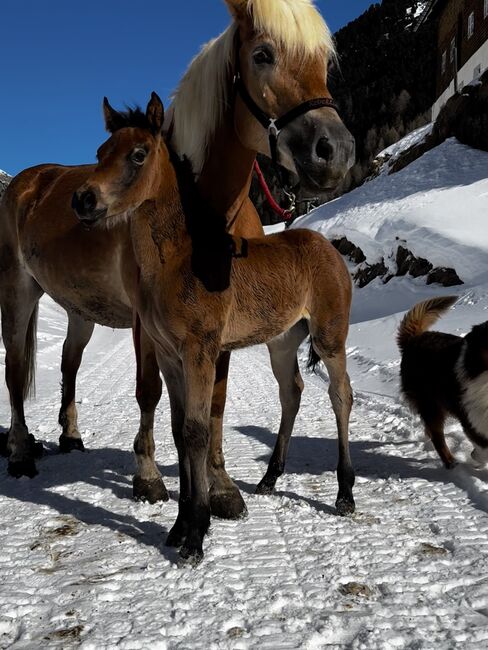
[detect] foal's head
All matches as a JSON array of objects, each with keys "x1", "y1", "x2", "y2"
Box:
[{"x1": 72, "y1": 93, "x2": 167, "y2": 226}]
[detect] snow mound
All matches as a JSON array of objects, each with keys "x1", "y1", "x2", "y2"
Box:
[{"x1": 295, "y1": 138, "x2": 488, "y2": 287}]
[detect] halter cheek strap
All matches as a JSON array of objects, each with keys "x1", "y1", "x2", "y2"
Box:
[{"x1": 234, "y1": 72, "x2": 338, "y2": 169}]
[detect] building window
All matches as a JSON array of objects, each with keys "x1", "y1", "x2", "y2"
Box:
[
  {"x1": 442, "y1": 50, "x2": 447, "y2": 73},
  {"x1": 467, "y1": 12, "x2": 475, "y2": 39},
  {"x1": 449, "y1": 37, "x2": 456, "y2": 62},
  {"x1": 485, "y1": 0, "x2": 488, "y2": 19}
]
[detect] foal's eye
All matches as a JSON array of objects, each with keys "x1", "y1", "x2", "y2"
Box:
[
  {"x1": 131, "y1": 149, "x2": 147, "y2": 166},
  {"x1": 253, "y1": 46, "x2": 275, "y2": 66}
]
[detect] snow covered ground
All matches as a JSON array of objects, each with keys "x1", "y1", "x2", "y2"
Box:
[{"x1": 1, "y1": 136, "x2": 488, "y2": 648}]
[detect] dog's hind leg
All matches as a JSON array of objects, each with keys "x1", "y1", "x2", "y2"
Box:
[
  {"x1": 58, "y1": 311, "x2": 94, "y2": 452},
  {"x1": 255, "y1": 320, "x2": 308, "y2": 495},
  {"x1": 422, "y1": 410, "x2": 456, "y2": 469}
]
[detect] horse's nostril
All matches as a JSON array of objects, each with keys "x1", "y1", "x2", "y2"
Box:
[
  {"x1": 82, "y1": 191, "x2": 97, "y2": 213},
  {"x1": 316, "y1": 136, "x2": 334, "y2": 163}
]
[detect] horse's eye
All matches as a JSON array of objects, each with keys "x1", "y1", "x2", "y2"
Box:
[
  {"x1": 253, "y1": 46, "x2": 274, "y2": 66},
  {"x1": 131, "y1": 149, "x2": 147, "y2": 166}
]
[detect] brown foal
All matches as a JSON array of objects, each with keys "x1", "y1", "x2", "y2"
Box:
[
  {"x1": 0, "y1": 1, "x2": 354, "y2": 519},
  {"x1": 72, "y1": 92, "x2": 355, "y2": 563}
]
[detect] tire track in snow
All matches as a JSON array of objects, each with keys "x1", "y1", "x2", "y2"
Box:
[{"x1": 0, "y1": 309, "x2": 488, "y2": 647}]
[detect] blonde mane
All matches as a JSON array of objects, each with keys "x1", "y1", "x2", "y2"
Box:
[{"x1": 171, "y1": 0, "x2": 335, "y2": 173}]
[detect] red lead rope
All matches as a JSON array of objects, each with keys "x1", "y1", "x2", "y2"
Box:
[{"x1": 253, "y1": 160, "x2": 293, "y2": 222}]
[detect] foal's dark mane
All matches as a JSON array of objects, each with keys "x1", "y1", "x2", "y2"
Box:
[
  {"x1": 108, "y1": 105, "x2": 236, "y2": 292},
  {"x1": 169, "y1": 149, "x2": 235, "y2": 293},
  {"x1": 108, "y1": 106, "x2": 155, "y2": 133}
]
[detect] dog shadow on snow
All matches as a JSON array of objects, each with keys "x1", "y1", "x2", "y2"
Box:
[
  {"x1": 0, "y1": 425, "x2": 180, "y2": 561},
  {"x1": 234, "y1": 424, "x2": 488, "y2": 518}
]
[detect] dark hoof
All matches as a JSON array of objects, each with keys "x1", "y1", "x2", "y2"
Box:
[
  {"x1": 59, "y1": 435, "x2": 85, "y2": 454},
  {"x1": 0, "y1": 433, "x2": 8, "y2": 458},
  {"x1": 336, "y1": 496, "x2": 355, "y2": 516},
  {"x1": 255, "y1": 478, "x2": 276, "y2": 496},
  {"x1": 8, "y1": 458, "x2": 38, "y2": 479},
  {"x1": 133, "y1": 476, "x2": 169, "y2": 504},
  {"x1": 179, "y1": 543, "x2": 204, "y2": 566},
  {"x1": 210, "y1": 486, "x2": 247, "y2": 520},
  {"x1": 445, "y1": 459, "x2": 458, "y2": 470}
]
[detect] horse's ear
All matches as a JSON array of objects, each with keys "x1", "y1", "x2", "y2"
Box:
[
  {"x1": 103, "y1": 97, "x2": 124, "y2": 133},
  {"x1": 146, "y1": 92, "x2": 164, "y2": 135},
  {"x1": 224, "y1": 0, "x2": 248, "y2": 21},
  {"x1": 224, "y1": 0, "x2": 253, "y2": 39}
]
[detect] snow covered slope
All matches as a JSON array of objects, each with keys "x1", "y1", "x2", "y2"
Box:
[
  {"x1": 1, "y1": 136, "x2": 488, "y2": 647},
  {"x1": 296, "y1": 137, "x2": 488, "y2": 288}
]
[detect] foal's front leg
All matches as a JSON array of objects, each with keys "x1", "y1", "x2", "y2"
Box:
[
  {"x1": 171, "y1": 343, "x2": 216, "y2": 564},
  {"x1": 208, "y1": 352, "x2": 247, "y2": 519},
  {"x1": 58, "y1": 311, "x2": 94, "y2": 453},
  {"x1": 132, "y1": 321, "x2": 169, "y2": 503}
]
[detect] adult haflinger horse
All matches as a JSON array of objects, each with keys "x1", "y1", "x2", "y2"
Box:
[
  {"x1": 72, "y1": 91, "x2": 354, "y2": 563},
  {"x1": 0, "y1": 0, "x2": 354, "y2": 514}
]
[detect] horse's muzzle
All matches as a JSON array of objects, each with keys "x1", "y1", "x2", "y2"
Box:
[{"x1": 71, "y1": 189, "x2": 107, "y2": 224}]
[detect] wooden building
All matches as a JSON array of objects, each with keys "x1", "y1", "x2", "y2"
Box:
[{"x1": 421, "y1": 0, "x2": 488, "y2": 118}]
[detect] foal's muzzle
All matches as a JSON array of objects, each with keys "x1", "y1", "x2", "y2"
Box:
[{"x1": 72, "y1": 189, "x2": 107, "y2": 224}]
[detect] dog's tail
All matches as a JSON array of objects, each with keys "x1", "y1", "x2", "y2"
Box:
[{"x1": 397, "y1": 295, "x2": 458, "y2": 351}]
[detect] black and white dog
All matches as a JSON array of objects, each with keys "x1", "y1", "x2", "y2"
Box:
[{"x1": 398, "y1": 296, "x2": 488, "y2": 468}]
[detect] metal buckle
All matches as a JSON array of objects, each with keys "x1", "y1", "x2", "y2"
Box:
[{"x1": 268, "y1": 119, "x2": 280, "y2": 138}]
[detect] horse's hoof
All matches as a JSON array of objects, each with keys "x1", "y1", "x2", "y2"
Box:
[
  {"x1": 336, "y1": 496, "x2": 355, "y2": 516},
  {"x1": 133, "y1": 476, "x2": 169, "y2": 504},
  {"x1": 179, "y1": 543, "x2": 204, "y2": 566},
  {"x1": 8, "y1": 458, "x2": 38, "y2": 479},
  {"x1": 210, "y1": 486, "x2": 247, "y2": 519},
  {"x1": 255, "y1": 478, "x2": 275, "y2": 496},
  {"x1": 445, "y1": 459, "x2": 458, "y2": 470},
  {"x1": 59, "y1": 435, "x2": 85, "y2": 454},
  {"x1": 0, "y1": 433, "x2": 8, "y2": 458},
  {"x1": 28, "y1": 434, "x2": 44, "y2": 458}
]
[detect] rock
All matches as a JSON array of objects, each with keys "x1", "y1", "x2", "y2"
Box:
[
  {"x1": 331, "y1": 236, "x2": 366, "y2": 264},
  {"x1": 354, "y1": 259, "x2": 388, "y2": 288},
  {"x1": 427, "y1": 267, "x2": 463, "y2": 287}
]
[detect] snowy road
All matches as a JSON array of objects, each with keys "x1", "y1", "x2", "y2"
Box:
[{"x1": 1, "y1": 298, "x2": 488, "y2": 648}]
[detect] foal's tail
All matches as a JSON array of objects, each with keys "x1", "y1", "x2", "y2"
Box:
[
  {"x1": 307, "y1": 339, "x2": 321, "y2": 373},
  {"x1": 24, "y1": 303, "x2": 39, "y2": 399},
  {"x1": 397, "y1": 295, "x2": 458, "y2": 351}
]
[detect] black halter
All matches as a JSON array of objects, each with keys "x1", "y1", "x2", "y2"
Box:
[
  {"x1": 232, "y1": 39, "x2": 339, "y2": 213},
  {"x1": 234, "y1": 73, "x2": 338, "y2": 169}
]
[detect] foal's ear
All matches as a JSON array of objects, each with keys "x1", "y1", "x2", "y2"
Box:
[
  {"x1": 146, "y1": 92, "x2": 164, "y2": 135},
  {"x1": 103, "y1": 97, "x2": 125, "y2": 133}
]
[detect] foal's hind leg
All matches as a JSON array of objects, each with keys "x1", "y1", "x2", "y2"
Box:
[
  {"x1": 132, "y1": 323, "x2": 168, "y2": 503},
  {"x1": 312, "y1": 331, "x2": 355, "y2": 516},
  {"x1": 0, "y1": 274, "x2": 44, "y2": 477},
  {"x1": 58, "y1": 311, "x2": 94, "y2": 452},
  {"x1": 256, "y1": 320, "x2": 308, "y2": 495},
  {"x1": 207, "y1": 352, "x2": 247, "y2": 519}
]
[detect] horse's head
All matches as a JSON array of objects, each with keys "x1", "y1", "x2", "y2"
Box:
[
  {"x1": 72, "y1": 93, "x2": 165, "y2": 227},
  {"x1": 227, "y1": 0, "x2": 354, "y2": 191}
]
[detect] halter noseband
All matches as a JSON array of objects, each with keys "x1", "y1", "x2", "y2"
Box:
[{"x1": 232, "y1": 39, "x2": 339, "y2": 170}]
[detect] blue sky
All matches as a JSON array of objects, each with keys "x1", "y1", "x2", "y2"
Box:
[{"x1": 0, "y1": 1, "x2": 373, "y2": 175}]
